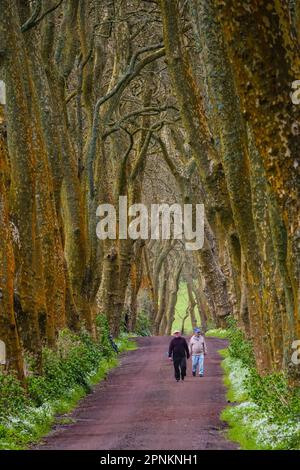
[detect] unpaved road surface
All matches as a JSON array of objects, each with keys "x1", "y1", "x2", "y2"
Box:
[{"x1": 35, "y1": 336, "x2": 237, "y2": 450}]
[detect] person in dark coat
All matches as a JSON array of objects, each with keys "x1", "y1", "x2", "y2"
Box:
[{"x1": 168, "y1": 330, "x2": 190, "y2": 382}]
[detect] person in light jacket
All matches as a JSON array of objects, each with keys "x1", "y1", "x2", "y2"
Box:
[{"x1": 189, "y1": 327, "x2": 207, "y2": 377}]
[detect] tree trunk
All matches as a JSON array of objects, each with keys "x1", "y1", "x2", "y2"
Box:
[
  {"x1": 0, "y1": 0, "x2": 42, "y2": 366},
  {"x1": 0, "y1": 104, "x2": 24, "y2": 380}
]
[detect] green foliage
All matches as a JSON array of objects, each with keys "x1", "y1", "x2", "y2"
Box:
[
  {"x1": 116, "y1": 334, "x2": 138, "y2": 352},
  {"x1": 221, "y1": 399, "x2": 300, "y2": 450},
  {"x1": 245, "y1": 369, "x2": 300, "y2": 422},
  {"x1": 172, "y1": 282, "x2": 202, "y2": 334},
  {"x1": 221, "y1": 404, "x2": 268, "y2": 450},
  {"x1": 134, "y1": 311, "x2": 151, "y2": 336},
  {"x1": 221, "y1": 318, "x2": 300, "y2": 449},
  {"x1": 226, "y1": 317, "x2": 256, "y2": 368},
  {"x1": 0, "y1": 326, "x2": 136, "y2": 449},
  {"x1": 96, "y1": 314, "x2": 116, "y2": 356},
  {"x1": 27, "y1": 328, "x2": 105, "y2": 405},
  {"x1": 205, "y1": 328, "x2": 229, "y2": 339},
  {"x1": 0, "y1": 373, "x2": 26, "y2": 419}
]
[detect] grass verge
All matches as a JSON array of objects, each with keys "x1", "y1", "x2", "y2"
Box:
[
  {"x1": 0, "y1": 323, "x2": 137, "y2": 450},
  {"x1": 206, "y1": 328, "x2": 229, "y2": 339},
  {"x1": 219, "y1": 320, "x2": 300, "y2": 450}
]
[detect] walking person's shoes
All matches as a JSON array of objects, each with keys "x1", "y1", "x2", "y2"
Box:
[
  {"x1": 192, "y1": 371, "x2": 196, "y2": 377},
  {"x1": 199, "y1": 374, "x2": 204, "y2": 377},
  {"x1": 176, "y1": 378, "x2": 180, "y2": 382},
  {"x1": 181, "y1": 376, "x2": 185, "y2": 381}
]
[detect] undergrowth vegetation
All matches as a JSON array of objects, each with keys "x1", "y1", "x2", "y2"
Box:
[
  {"x1": 205, "y1": 328, "x2": 229, "y2": 339},
  {"x1": 134, "y1": 311, "x2": 152, "y2": 336},
  {"x1": 0, "y1": 315, "x2": 136, "y2": 450},
  {"x1": 221, "y1": 318, "x2": 300, "y2": 450}
]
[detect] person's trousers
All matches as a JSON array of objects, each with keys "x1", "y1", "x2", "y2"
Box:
[
  {"x1": 192, "y1": 354, "x2": 204, "y2": 375},
  {"x1": 173, "y1": 356, "x2": 187, "y2": 380}
]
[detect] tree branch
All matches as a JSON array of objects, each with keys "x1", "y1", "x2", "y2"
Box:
[
  {"x1": 87, "y1": 43, "x2": 165, "y2": 198},
  {"x1": 21, "y1": 0, "x2": 64, "y2": 33},
  {"x1": 129, "y1": 119, "x2": 168, "y2": 182},
  {"x1": 97, "y1": 43, "x2": 165, "y2": 116},
  {"x1": 103, "y1": 105, "x2": 178, "y2": 139},
  {"x1": 117, "y1": 127, "x2": 134, "y2": 196}
]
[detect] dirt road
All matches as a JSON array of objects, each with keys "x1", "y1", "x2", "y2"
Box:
[{"x1": 35, "y1": 336, "x2": 237, "y2": 450}]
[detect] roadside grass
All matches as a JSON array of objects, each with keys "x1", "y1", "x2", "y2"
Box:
[
  {"x1": 206, "y1": 329, "x2": 229, "y2": 339},
  {"x1": 116, "y1": 333, "x2": 138, "y2": 353},
  {"x1": 219, "y1": 319, "x2": 300, "y2": 450},
  {"x1": 0, "y1": 325, "x2": 137, "y2": 450}
]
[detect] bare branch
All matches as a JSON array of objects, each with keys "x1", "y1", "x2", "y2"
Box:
[
  {"x1": 21, "y1": 0, "x2": 64, "y2": 33},
  {"x1": 118, "y1": 127, "x2": 134, "y2": 195},
  {"x1": 103, "y1": 105, "x2": 178, "y2": 139},
  {"x1": 97, "y1": 43, "x2": 165, "y2": 115},
  {"x1": 87, "y1": 43, "x2": 165, "y2": 198}
]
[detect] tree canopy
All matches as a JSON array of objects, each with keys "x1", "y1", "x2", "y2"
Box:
[{"x1": 0, "y1": 0, "x2": 299, "y2": 385}]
